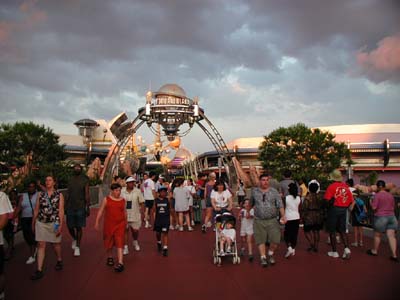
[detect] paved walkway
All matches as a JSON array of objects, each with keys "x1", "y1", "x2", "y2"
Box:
[{"x1": 5, "y1": 209, "x2": 400, "y2": 300}]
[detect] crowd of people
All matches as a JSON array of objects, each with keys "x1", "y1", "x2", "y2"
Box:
[{"x1": 0, "y1": 166, "x2": 398, "y2": 295}]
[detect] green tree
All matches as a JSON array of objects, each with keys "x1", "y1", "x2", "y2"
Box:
[
  {"x1": 258, "y1": 123, "x2": 352, "y2": 187},
  {"x1": 0, "y1": 122, "x2": 65, "y2": 169}
]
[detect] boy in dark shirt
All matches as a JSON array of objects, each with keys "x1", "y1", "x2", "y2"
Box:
[{"x1": 154, "y1": 187, "x2": 170, "y2": 256}]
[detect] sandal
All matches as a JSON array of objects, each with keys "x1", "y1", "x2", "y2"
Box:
[
  {"x1": 106, "y1": 257, "x2": 114, "y2": 266},
  {"x1": 114, "y1": 263, "x2": 124, "y2": 273},
  {"x1": 55, "y1": 260, "x2": 63, "y2": 271}
]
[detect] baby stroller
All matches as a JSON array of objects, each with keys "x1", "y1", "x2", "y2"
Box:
[{"x1": 212, "y1": 212, "x2": 240, "y2": 266}]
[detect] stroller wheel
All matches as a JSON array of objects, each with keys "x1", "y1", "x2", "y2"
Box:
[
  {"x1": 217, "y1": 257, "x2": 222, "y2": 265},
  {"x1": 213, "y1": 256, "x2": 218, "y2": 265},
  {"x1": 236, "y1": 257, "x2": 241, "y2": 264},
  {"x1": 232, "y1": 257, "x2": 237, "y2": 264}
]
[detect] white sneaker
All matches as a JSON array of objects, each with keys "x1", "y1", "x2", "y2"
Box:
[
  {"x1": 175, "y1": 224, "x2": 180, "y2": 230},
  {"x1": 342, "y1": 247, "x2": 351, "y2": 259},
  {"x1": 26, "y1": 256, "x2": 36, "y2": 264},
  {"x1": 219, "y1": 250, "x2": 225, "y2": 256},
  {"x1": 327, "y1": 251, "x2": 339, "y2": 258},
  {"x1": 191, "y1": 220, "x2": 195, "y2": 226},
  {"x1": 133, "y1": 240, "x2": 140, "y2": 251},
  {"x1": 206, "y1": 221, "x2": 212, "y2": 228},
  {"x1": 145, "y1": 221, "x2": 151, "y2": 228},
  {"x1": 169, "y1": 225, "x2": 175, "y2": 230},
  {"x1": 188, "y1": 226, "x2": 194, "y2": 232},
  {"x1": 179, "y1": 226, "x2": 184, "y2": 232},
  {"x1": 285, "y1": 247, "x2": 295, "y2": 258},
  {"x1": 72, "y1": 240, "x2": 77, "y2": 250},
  {"x1": 123, "y1": 245, "x2": 129, "y2": 255},
  {"x1": 74, "y1": 247, "x2": 80, "y2": 257}
]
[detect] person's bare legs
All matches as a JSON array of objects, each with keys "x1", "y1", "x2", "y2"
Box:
[
  {"x1": 52, "y1": 243, "x2": 62, "y2": 261},
  {"x1": 116, "y1": 248, "x2": 123, "y2": 264},
  {"x1": 178, "y1": 212, "x2": 184, "y2": 228},
  {"x1": 372, "y1": 231, "x2": 381, "y2": 254},
  {"x1": 258, "y1": 243, "x2": 266, "y2": 257},
  {"x1": 247, "y1": 235, "x2": 253, "y2": 255},
  {"x1": 204, "y1": 208, "x2": 212, "y2": 227},
  {"x1": 386, "y1": 229, "x2": 397, "y2": 258},
  {"x1": 184, "y1": 212, "x2": 191, "y2": 229},
  {"x1": 36, "y1": 241, "x2": 46, "y2": 271},
  {"x1": 353, "y1": 227, "x2": 359, "y2": 245}
]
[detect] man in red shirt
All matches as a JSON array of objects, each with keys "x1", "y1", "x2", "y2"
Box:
[{"x1": 324, "y1": 169, "x2": 354, "y2": 259}]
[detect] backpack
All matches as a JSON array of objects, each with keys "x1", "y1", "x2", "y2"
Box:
[{"x1": 355, "y1": 199, "x2": 367, "y2": 224}]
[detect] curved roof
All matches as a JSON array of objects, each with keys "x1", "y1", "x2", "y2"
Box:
[
  {"x1": 74, "y1": 119, "x2": 99, "y2": 127},
  {"x1": 154, "y1": 83, "x2": 187, "y2": 98}
]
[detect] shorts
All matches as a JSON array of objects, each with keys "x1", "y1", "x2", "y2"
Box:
[
  {"x1": 127, "y1": 221, "x2": 141, "y2": 230},
  {"x1": 303, "y1": 223, "x2": 322, "y2": 232},
  {"x1": 326, "y1": 206, "x2": 347, "y2": 233},
  {"x1": 66, "y1": 208, "x2": 86, "y2": 228},
  {"x1": 35, "y1": 221, "x2": 62, "y2": 243},
  {"x1": 240, "y1": 222, "x2": 254, "y2": 236},
  {"x1": 145, "y1": 200, "x2": 154, "y2": 209},
  {"x1": 153, "y1": 223, "x2": 169, "y2": 233},
  {"x1": 351, "y1": 215, "x2": 363, "y2": 227},
  {"x1": 253, "y1": 218, "x2": 281, "y2": 245},
  {"x1": 188, "y1": 197, "x2": 193, "y2": 206},
  {"x1": 373, "y1": 215, "x2": 398, "y2": 233},
  {"x1": 206, "y1": 198, "x2": 212, "y2": 208}
]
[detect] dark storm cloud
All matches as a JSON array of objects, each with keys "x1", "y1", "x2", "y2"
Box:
[{"x1": 0, "y1": 0, "x2": 399, "y2": 152}]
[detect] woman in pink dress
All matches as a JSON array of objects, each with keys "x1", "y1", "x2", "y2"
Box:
[{"x1": 95, "y1": 183, "x2": 127, "y2": 272}]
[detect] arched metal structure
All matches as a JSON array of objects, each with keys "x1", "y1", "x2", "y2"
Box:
[{"x1": 101, "y1": 84, "x2": 238, "y2": 191}]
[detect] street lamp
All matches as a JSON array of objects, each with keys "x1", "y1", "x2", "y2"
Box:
[{"x1": 74, "y1": 118, "x2": 99, "y2": 165}]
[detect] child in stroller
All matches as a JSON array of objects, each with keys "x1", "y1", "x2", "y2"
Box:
[{"x1": 213, "y1": 212, "x2": 240, "y2": 265}]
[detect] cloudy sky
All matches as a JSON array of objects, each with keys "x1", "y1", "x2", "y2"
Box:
[{"x1": 1, "y1": 0, "x2": 399, "y2": 153}]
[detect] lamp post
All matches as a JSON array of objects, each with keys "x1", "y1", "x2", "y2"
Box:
[{"x1": 74, "y1": 119, "x2": 99, "y2": 165}]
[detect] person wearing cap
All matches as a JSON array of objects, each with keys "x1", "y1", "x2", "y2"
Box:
[
  {"x1": 66, "y1": 164, "x2": 90, "y2": 257},
  {"x1": 367, "y1": 180, "x2": 398, "y2": 262},
  {"x1": 301, "y1": 180, "x2": 324, "y2": 252},
  {"x1": 324, "y1": 169, "x2": 354, "y2": 259},
  {"x1": 121, "y1": 177, "x2": 144, "y2": 255}
]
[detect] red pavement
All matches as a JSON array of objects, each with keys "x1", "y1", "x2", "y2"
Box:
[{"x1": 5, "y1": 209, "x2": 400, "y2": 300}]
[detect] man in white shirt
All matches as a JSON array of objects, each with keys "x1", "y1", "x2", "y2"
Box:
[
  {"x1": 143, "y1": 172, "x2": 157, "y2": 228},
  {"x1": 121, "y1": 177, "x2": 145, "y2": 255},
  {"x1": 0, "y1": 190, "x2": 14, "y2": 299}
]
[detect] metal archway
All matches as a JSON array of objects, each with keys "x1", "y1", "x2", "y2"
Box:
[{"x1": 101, "y1": 84, "x2": 238, "y2": 190}]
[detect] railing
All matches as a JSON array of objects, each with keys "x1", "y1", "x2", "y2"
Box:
[{"x1": 356, "y1": 193, "x2": 400, "y2": 228}]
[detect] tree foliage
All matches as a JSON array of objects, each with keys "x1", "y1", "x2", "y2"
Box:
[
  {"x1": 0, "y1": 122, "x2": 66, "y2": 168},
  {"x1": 258, "y1": 123, "x2": 352, "y2": 186}
]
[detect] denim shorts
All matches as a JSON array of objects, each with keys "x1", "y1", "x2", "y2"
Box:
[{"x1": 373, "y1": 215, "x2": 398, "y2": 233}]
